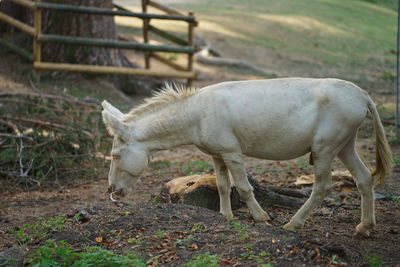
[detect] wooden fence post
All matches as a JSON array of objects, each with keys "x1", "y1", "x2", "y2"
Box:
[
  {"x1": 33, "y1": 1, "x2": 42, "y2": 82},
  {"x1": 142, "y1": 0, "x2": 151, "y2": 69},
  {"x1": 186, "y1": 11, "x2": 195, "y2": 87}
]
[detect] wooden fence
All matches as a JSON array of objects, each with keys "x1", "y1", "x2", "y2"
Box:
[{"x1": 0, "y1": 0, "x2": 198, "y2": 85}]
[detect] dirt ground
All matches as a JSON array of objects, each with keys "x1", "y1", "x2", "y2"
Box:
[{"x1": 1, "y1": 142, "x2": 400, "y2": 266}]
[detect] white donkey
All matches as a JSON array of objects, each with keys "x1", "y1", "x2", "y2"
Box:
[{"x1": 102, "y1": 78, "x2": 392, "y2": 237}]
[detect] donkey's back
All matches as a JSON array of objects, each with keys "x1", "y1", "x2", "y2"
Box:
[{"x1": 195, "y1": 78, "x2": 369, "y2": 161}]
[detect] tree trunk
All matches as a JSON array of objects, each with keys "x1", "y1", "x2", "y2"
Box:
[{"x1": 41, "y1": 0, "x2": 123, "y2": 67}]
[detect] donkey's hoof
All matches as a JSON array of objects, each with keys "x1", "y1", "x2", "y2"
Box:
[
  {"x1": 255, "y1": 220, "x2": 272, "y2": 226},
  {"x1": 354, "y1": 229, "x2": 370, "y2": 238},
  {"x1": 282, "y1": 223, "x2": 296, "y2": 232},
  {"x1": 354, "y1": 223, "x2": 374, "y2": 238},
  {"x1": 282, "y1": 223, "x2": 299, "y2": 232},
  {"x1": 253, "y1": 211, "x2": 272, "y2": 223},
  {"x1": 221, "y1": 213, "x2": 234, "y2": 220}
]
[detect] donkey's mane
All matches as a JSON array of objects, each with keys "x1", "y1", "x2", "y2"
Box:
[{"x1": 122, "y1": 83, "x2": 199, "y2": 122}]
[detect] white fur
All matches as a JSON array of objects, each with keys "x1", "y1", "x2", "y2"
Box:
[{"x1": 102, "y1": 78, "x2": 391, "y2": 237}]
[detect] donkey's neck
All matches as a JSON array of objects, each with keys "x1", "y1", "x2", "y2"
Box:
[{"x1": 132, "y1": 97, "x2": 200, "y2": 152}]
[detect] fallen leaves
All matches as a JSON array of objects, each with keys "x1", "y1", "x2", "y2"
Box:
[{"x1": 189, "y1": 243, "x2": 198, "y2": 251}]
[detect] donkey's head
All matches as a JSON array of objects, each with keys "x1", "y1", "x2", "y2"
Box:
[{"x1": 101, "y1": 101, "x2": 149, "y2": 197}]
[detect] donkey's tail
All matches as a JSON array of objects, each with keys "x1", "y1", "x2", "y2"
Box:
[{"x1": 367, "y1": 96, "x2": 393, "y2": 188}]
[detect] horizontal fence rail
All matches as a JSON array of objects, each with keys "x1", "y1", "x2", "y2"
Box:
[
  {"x1": 37, "y1": 34, "x2": 195, "y2": 54},
  {"x1": 0, "y1": 11, "x2": 35, "y2": 35},
  {"x1": 0, "y1": 39, "x2": 33, "y2": 60},
  {"x1": 36, "y1": 2, "x2": 196, "y2": 22},
  {"x1": 34, "y1": 62, "x2": 196, "y2": 79}
]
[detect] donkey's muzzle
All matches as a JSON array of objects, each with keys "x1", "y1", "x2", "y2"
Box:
[{"x1": 108, "y1": 185, "x2": 125, "y2": 197}]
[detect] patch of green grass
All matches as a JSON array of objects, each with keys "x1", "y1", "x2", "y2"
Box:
[
  {"x1": 183, "y1": 160, "x2": 212, "y2": 175},
  {"x1": 383, "y1": 190, "x2": 400, "y2": 201},
  {"x1": 296, "y1": 159, "x2": 310, "y2": 168},
  {"x1": 149, "y1": 160, "x2": 172, "y2": 169},
  {"x1": 251, "y1": 166, "x2": 264, "y2": 173},
  {"x1": 358, "y1": 0, "x2": 397, "y2": 10},
  {"x1": 0, "y1": 258, "x2": 17, "y2": 267},
  {"x1": 364, "y1": 254, "x2": 386, "y2": 267},
  {"x1": 392, "y1": 156, "x2": 400, "y2": 165},
  {"x1": 24, "y1": 239, "x2": 148, "y2": 266},
  {"x1": 10, "y1": 216, "x2": 65, "y2": 245},
  {"x1": 240, "y1": 249, "x2": 272, "y2": 266},
  {"x1": 184, "y1": 252, "x2": 219, "y2": 267},
  {"x1": 156, "y1": 229, "x2": 165, "y2": 238},
  {"x1": 191, "y1": 224, "x2": 205, "y2": 232},
  {"x1": 230, "y1": 220, "x2": 250, "y2": 240}
]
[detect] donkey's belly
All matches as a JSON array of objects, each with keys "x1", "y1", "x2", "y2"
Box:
[
  {"x1": 240, "y1": 134, "x2": 313, "y2": 160},
  {"x1": 242, "y1": 144, "x2": 311, "y2": 160}
]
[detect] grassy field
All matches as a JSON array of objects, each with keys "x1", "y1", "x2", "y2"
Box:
[{"x1": 130, "y1": 0, "x2": 397, "y2": 90}]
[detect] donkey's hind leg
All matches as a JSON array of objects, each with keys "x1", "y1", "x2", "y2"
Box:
[
  {"x1": 338, "y1": 135, "x2": 375, "y2": 237},
  {"x1": 284, "y1": 153, "x2": 334, "y2": 231},
  {"x1": 222, "y1": 153, "x2": 271, "y2": 223},
  {"x1": 213, "y1": 157, "x2": 233, "y2": 219}
]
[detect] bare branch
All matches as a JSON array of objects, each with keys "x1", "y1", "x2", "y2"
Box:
[
  {"x1": 0, "y1": 92, "x2": 101, "y2": 107},
  {"x1": 0, "y1": 118, "x2": 21, "y2": 135},
  {"x1": 0, "y1": 133, "x2": 33, "y2": 141}
]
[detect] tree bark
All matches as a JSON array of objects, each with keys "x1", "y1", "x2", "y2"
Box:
[
  {"x1": 155, "y1": 173, "x2": 305, "y2": 211},
  {"x1": 40, "y1": 0, "x2": 122, "y2": 66}
]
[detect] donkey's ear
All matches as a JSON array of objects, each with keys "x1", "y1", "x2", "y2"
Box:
[
  {"x1": 102, "y1": 100, "x2": 124, "y2": 118},
  {"x1": 102, "y1": 110, "x2": 128, "y2": 140}
]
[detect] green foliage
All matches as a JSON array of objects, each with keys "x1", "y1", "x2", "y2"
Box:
[
  {"x1": 24, "y1": 239, "x2": 147, "y2": 267},
  {"x1": 327, "y1": 254, "x2": 340, "y2": 264},
  {"x1": 183, "y1": 160, "x2": 212, "y2": 175},
  {"x1": 230, "y1": 220, "x2": 250, "y2": 240},
  {"x1": 10, "y1": 216, "x2": 65, "y2": 245},
  {"x1": 156, "y1": 229, "x2": 165, "y2": 238},
  {"x1": 0, "y1": 258, "x2": 17, "y2": 267},
  {"x1": 0, "y1": 95, "x2": 110, "y2": 187},
  {"x1": 185, "y1": 252, "x2": 219, "y2": 267},
  {"x1": 191, "y1": 224, "x2": 205, "y2": 232},
  {"x1": 383, "y1": 190, "x2": 400, "y2": 201},
  {"x1": 364, "y1": 254, "x2": 386, "y2": 267},
  {"x1": 392, "y1": 156, "x2": 400, "y2": 165},
  {"x1": 149, "y1": 160, "x2": 172, "y2": 169},
  {"x1": 296, "y1": 159, "x2": 310, "y2": 168}
]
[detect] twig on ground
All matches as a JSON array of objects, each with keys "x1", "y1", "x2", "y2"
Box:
[
  {"x1": 109, "y1": 192, "x2": 129, "y2": 208},
  {"x1": 0, "y1": 118, "x2": 21, "y2": 135},
  {"x1": 0, "y1": 133, "x2": 33, "y2": 141},
  {"x1": 0, "y1": 92, "x2": 101, "y2": 107},
  {"x1": 28, "y1": 76, "x2": 40, "y2": 93},
  {"x1": 0, "y1": 116, "x2": 93, "y2": 138},
  {"x1": 325, "y1": 203, "x2": 360, "y2": 240}
]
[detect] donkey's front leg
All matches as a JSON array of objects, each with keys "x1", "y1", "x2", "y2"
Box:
[
  {"x1": 222, "y1": 153, "x2": 271, "y2": 223},
  {"x1": 213, "y1": 157, "x2": 233, "y2": 219}
]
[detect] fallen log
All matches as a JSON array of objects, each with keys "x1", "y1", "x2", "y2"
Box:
[{"x1": 155, "y1": 173, "x2": 305, "y2": 211}]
